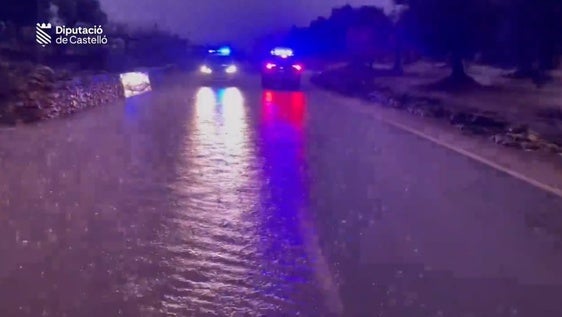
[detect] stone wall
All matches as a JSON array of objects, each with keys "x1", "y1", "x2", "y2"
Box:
[{"x1": 0, "y1": 64, "x2": 176, "y2": 125}]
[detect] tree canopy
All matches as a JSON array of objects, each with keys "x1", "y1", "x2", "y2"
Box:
[
  {"x1": 283, "y1": 5, "x2": 392, "y2": 58},
  {"x1": 401, "y1": 0, "x2": 499, "y2": 78},
  {"x1": 0, "y1": 0, "x2": 50, "y2": 27},
  {"x1": 281, "y1": 0, "x2": 561, "y2": 80},
  {"x1": 51, "y1": 0, "x2": 107, "y2": 26},
  {"x1": 0, "y1": 0, "x2": 107, "y2": 27}
]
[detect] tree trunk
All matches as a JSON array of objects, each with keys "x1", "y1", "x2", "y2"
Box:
[
  {"x1": 393, "y1": 37, "x2": 403, "y2": 75},
  {"x1": 514, "y1": 46, "x2": 535, "y2": 78},
  {"x1": 450, "y1": 53, "x2": 466, "y2": 80},
  {"x1": 538, "y1": 36, "x2": 557, "y2": 71}
]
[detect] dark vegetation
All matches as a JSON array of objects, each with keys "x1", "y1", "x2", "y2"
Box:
[
  {"x1": 0, "y1": 0, "x2": 192, "y2": 72},
  {"x1": 257, "y1": 1, "x2": 562, "y2": 85},
  {"x1": 301, "y1": 1, "x2": 562, "y2": 155},
  {"x1": 1, "y1": 0, "x2": 191, "y2": 124}
]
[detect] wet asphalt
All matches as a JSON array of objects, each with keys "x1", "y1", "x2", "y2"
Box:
[{"x1": 1, "y1": 73, "x2": 562, "y2": 317}]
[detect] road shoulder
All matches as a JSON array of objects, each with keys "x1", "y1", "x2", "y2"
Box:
[{"x1": 318, "y1": 88, "x2": 562, "y2": 198}]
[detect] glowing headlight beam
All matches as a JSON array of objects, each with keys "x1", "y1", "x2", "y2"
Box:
[
  {"x1": 200, "y1": 65, "x2": 212, "y2": 74},
  {"x1": 225, "y1": 65, "x2": 237, "y2": 74}
]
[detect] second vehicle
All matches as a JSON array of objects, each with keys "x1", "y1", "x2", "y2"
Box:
[{"x1": 261, "y1": 47, "x2": 303, "y2": 90}]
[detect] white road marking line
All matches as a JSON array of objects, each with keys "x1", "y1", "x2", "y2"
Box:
[
  {"x1": 315, "y1": 87, "x2": 562, "y2": 199},
  {"x1": 363, "y1": 104, "x2": 562, "y2": 198}
]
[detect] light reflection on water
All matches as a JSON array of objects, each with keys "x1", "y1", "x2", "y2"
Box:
[
  {"x1": 259, "y1": 89, "x2": 339, "y2": 315},
  {"x1": 156, "y1": 87, "x2": 331, "y2": 316},
  {"x1": 162, "y1": 86, "x2": 260, "y2": 315}
]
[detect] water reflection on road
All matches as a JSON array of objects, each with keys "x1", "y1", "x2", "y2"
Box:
[
  {"x1": 3, "y1": 77, "x2": 562, "y2": 316},
  {"x1": 157, "y1": 87, "x2": 331, "y2": 316}
]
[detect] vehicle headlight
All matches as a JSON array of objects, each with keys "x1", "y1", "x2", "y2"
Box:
[
  {"x1": 200, "y1": 65, "x2": 212, "y2": 74},
  {"x1": 225, "y1": 65, "x2": 237, "y2": 74}
]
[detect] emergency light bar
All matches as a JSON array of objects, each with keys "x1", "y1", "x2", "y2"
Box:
[
  {"x1": 270, "y1": 47, "x2": 294, "y2": 58},
  {"x1": 209, "y1": 46, "x2": 231, "y2": 56},
  {"x1": 217, "y1": 47, "x2": 231, "y2": 56}
]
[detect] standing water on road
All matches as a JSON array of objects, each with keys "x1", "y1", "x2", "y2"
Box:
[
  {"x1": 2, "y1": 79, "x2": 562, "y2": 316},
  {"x1": 0, "y1": 85, "x2": 338, "y2": 316},
  {"x1": 156, "y1": 87, "x2": 334, "y2": 316}
]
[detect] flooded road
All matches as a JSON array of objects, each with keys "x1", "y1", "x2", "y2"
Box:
[{"x1": 1, "y1": 74, "x2": 562, "y2": 316}]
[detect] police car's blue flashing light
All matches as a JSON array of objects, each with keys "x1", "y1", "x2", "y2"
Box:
[
  {"x1": 208, "y1": 46, "x2": 231, "y2": 56},
  {"x1": 270, "y1": 47, "x2": 294, "y2": 58},
  {"x1": 218, "y1": 46, "x2": 231, "y2": 56}
]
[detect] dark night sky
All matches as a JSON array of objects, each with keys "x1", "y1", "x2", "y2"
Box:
[{"x1": 99, "y1": 0, "x2": 393, "y2": 47}]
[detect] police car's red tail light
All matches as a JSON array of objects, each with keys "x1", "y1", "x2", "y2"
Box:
[
  {"x1": 292, "y1": 64, "x2": 303, "y2": 72},
  {"x1": 265, "y1": 63, "x2": 276, "y2": 70}
]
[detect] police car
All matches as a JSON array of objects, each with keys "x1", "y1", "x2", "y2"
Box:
[
  {"x1": 261, "y1": 47, "x2": 303, "y2": 90},
  {"x1": 199, "y1": 46, "x2": 239, "y2": 83}
]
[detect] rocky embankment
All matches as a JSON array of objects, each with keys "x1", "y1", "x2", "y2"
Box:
[
  {"x1": 0, "y1": 62, "x2": 124, "y2": 124},
  {"x1": 0, "y1": 62, "x2": 178, "y2": 125},
  {"x1": 311, "y1": 66, "x2": 562, "y2": 156}
]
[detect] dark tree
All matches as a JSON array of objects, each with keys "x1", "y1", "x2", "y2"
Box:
[
  {"x1": 349, "y1": 6, "x2": 393, "y2": 67},
  {"x1": 403, "y1": 0, "x2": 499, "y2": 81},
  {"x1": 390, "y1": 1, "x2": 409, "y2": 74},
  {"x1": 0, "y1": 0, "x2": 50, "y2": 26},
  {"x1": 285, "y1": 4, "x2": 393, "y2": 62},
  {"x1": 505, "y1": 0, "x2": 562, "y2": 78},
  {"x1": 52, "y1": 0, "x2": 107, "y2": 26},
  {"x1": 47, "y1": 0, "x2": 108, "y2": 66},
  {"x1": 0, "y1": 0, "x2": 51, "y2": 64}
]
